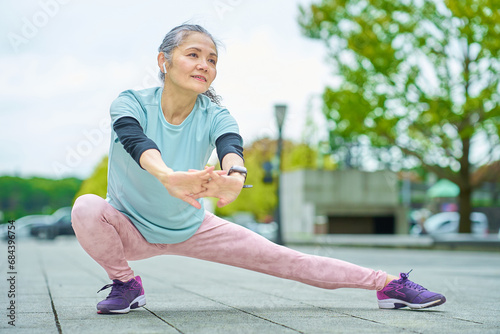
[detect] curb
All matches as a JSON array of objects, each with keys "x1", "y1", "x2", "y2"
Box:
[{"x1": 285, "y1": 234, "x2": 500, "y2": 252}]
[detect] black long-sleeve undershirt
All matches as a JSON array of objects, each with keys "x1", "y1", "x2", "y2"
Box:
[{"x1": 215, "y1": 132, "x2": 244, "y2": 166}]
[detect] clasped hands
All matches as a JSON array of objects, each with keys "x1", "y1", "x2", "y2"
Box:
[{"x1": 161, "y1": 166, "x2": 244, "y2": 209}]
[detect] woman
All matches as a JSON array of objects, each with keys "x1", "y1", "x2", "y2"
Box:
[{"x1": 71, "y1": 24, "x2": 446, "y2": 314}]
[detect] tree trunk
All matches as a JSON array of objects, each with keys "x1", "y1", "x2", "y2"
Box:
[
  {"x1": 458, "y1": 136, "x2": 472, "y2": 233},
  {"x1": 458, "y1": 186, "x2": 472, "y2": 233}
]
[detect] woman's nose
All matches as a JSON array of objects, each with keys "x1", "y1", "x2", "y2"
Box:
[{"x1": 197, "y1": 61, "x2": 208, "y2": 71}]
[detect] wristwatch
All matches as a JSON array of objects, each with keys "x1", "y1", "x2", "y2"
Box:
[
  {"x1": 227, "y1": 166, "x2": 252, "y2": 188},
  {"x1": 228, "y1": 165, "x2": 247, "y2": 181}
]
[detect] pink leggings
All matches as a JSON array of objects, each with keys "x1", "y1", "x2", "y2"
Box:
[{"x1": 71, "y1": 194, "x2": 386, "y2": 291}]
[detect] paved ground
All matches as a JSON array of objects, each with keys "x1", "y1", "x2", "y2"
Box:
[{"x1": 1, "y1": 236, "x2": 499, "y2": 333}]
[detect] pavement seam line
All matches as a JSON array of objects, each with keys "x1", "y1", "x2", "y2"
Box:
[
  {"x1": 143, "y1": 307, "x2": 185, "y2": 334},
  {"x1": 39, "y1": 254, "x2": 63, "y2": 334},
  {"x1": 450, "y1": 317, "x2": 484, "y2": 325},
  {"x1": 173, "y1": 284, "x2": 306, "y2": 334}
]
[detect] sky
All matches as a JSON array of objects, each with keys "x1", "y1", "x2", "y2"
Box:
[{"x1": 0, "y1": 0, "x2": 334, "y2": 179}]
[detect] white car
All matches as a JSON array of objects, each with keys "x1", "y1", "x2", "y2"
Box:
[{"x1": 422, "y1": 212, "x2": 489, "y2": 236}]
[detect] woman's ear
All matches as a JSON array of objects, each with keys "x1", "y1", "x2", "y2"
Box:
[{"x1": 157, "y1": 52, "x2": 168, "y2": 74}]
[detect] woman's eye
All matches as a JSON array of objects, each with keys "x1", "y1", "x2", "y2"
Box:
[
  {"x1": 188, "y1": 53, "x2": 197, "y2": 57},
  {"x1": 209, "y1": 59, "x2": 216, "y2": 65}
]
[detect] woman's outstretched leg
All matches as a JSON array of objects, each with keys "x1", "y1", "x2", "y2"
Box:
[
  {"x1": 164, "y1": 212, "x2": 445, "y2": 309},
  {"x1": 164, "y1": 212, "x2": 387, "y2": 291}
]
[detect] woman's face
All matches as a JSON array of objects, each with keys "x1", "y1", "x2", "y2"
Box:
[{"x1": 166, "y1": 32, "x2": 218, "y2": 95}]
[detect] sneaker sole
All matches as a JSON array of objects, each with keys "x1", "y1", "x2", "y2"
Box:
[
  {"x1": 378, "y1": 297, "x2": 445, "y2": 309},
  {"x1": 97, "y1": 294, "x2": 146, "y2": 314}
]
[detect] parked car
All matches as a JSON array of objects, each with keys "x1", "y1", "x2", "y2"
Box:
[
  {"x1": 412, "y1": 212, "x2": 489, "y2": 236},
  {"x1": 31, "y1": 207, "x2": 74, "y2": 240},
  {"x1": 1, "y1": 215, "x2": 54, "y2": 241}
]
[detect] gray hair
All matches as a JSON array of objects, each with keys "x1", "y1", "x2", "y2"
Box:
[{"x1": 158, "y1": 24, "x2": 222, "y2": 105}]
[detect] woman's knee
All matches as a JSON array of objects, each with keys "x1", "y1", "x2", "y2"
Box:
[{"x1": 71, "y1": 194, "x2": 108, "y2": 229}]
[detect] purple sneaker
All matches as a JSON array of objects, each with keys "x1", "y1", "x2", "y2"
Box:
[
  {"x1": 97, "y1": 276, "x2": 146, "y2": 314},
  {"x1": 377, "y1": 270, "x2": 446, "y2": 309}
]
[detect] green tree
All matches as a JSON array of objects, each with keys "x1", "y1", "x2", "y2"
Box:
[
  {"x1": 0, "y1": 176, "x2": 82, "y2": 221},
  {"x1": 299, "y1": 0, "x2": 500, "y2": 232},
  {"x1": 73, "y1": 156, "x2": 108, "y2": 201}
]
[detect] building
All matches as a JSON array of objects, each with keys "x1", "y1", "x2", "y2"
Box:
[{"x1": 281, "y1": 169, "x2": 407, "y2": 240}]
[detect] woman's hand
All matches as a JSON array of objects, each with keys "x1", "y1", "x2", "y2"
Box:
[
  {"x1": 159, "y1": 166, "x2": 214, "y2": 209},
  {"x1": 191, "y1": 168, "x2": 244, "y2": 207}
]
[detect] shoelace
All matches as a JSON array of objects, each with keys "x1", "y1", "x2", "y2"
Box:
[
  {"x1": 398, "y1": 270, "x2": 427, "y2": 291},
  {"x1": 97, "y1": 280, "x2": 127, "y2": 298}
]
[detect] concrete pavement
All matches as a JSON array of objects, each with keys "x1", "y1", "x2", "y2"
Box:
[{"x1": 1, "y1": 236, "x2": 499, "y2": 333}]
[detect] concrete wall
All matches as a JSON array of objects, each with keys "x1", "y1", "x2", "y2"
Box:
[{"x1": 281, "y1": 169, "x2": 407, "y2": 239}]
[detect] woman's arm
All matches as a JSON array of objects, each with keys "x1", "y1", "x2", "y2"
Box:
[
  {"x1": 113, "y1": 116, "x2": 161, "y2": 168},
  {"x1": 215, "y1": 132, "x2": 246, "y2": 185},
  {"x1": 221, "y1": 153, "x2": 245, "y2": 185},
  {"x1": 139, "y1": 148, "x2": 173, "y2": 181}
]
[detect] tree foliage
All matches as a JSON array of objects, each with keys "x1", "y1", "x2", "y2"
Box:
[
  {"x1": 299, "y1": 0, "x2": 500, "y2": 232},
  {"x1": 73, "y1": 156, "x2": 108, "y2": 201},
  {"x1": 0, "y1": 176, "x2": 82, "y2": 221}
]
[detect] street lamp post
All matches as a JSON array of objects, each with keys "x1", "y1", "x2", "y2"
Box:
[{"x1": 274, "y1": 104, "x2": 287, "y2": 245}]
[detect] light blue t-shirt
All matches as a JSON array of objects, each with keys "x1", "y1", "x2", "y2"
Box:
[{"x1": 106, "y1": 87, "x2": 239, "y2": 244}]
